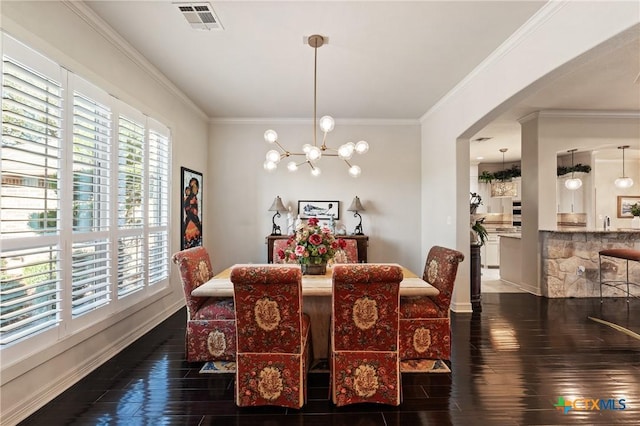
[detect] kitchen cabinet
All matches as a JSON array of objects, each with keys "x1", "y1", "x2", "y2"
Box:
[{"x1": 481, "y1": 234, "x2": 500, "y2": 268}]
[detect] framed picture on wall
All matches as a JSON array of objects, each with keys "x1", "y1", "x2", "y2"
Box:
[
  {"x1": 617, "y1": 195, "x2": 640, "y2": 218},
  {"x1": 298, "y1": 200, "x2": 339, "y2": 220},
  {"x1": 181, "y1": 167, "x2": 203, "y2": 249}
]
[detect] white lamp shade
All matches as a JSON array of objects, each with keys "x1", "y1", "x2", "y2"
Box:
[
  {"x1": 264, "y1": 129, "x2": 278, "y2": 143},
  {"x1": 355, "y1": 140, "x2": 369, "y2": 154},
  {"x1": 263, "y1": 160, "x2": 277, "y2": 172},
  {"x1": 338, "y1": 142, "x2": 355, "y2": 159},
  {"x1": 266, "y1": 150, "x2": 281, "y2": 163},
  {"x1": 348, "y1": 165, "x2": 362, "y2": 178},
  {"x1": 319, "y1": 115, "x2": 335, "y2": 132},
  {"x1": 306, "y1": 146, "x2": 322, "y2": 161},
  {"x1": 565, "y1": 177, "x2": 583, "y2": 190},
  {"x1": 287, "y1": 161, "x2": 298, "y2": 172},
  {"x1": 614, "y1": 177, "x2": 634, "y2": 189},
  {"x1": 311, "y1": 167, "x2": 321, "y2": 177},
  {"x1": 302, "y1": 144, "x2": 312, "y2": 154}
]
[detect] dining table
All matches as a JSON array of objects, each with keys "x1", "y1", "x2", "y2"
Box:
[{"x1": 192, "y1": 263, "x2": 438, "y2": 360}]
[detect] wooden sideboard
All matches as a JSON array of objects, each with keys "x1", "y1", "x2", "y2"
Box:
[{"x1": 266, "y1": 234, "x2": 369, "y2": 263}]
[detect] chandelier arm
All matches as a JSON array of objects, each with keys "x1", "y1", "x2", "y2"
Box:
[{"x1": 321, "y1": 131, "x2": 328, "y2": 149}]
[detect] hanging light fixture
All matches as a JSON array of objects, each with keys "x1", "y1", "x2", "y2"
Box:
[
  {"x1": 263, "y1": 34, "x2": 368, "y2": 178},
  {"x1": 564, "y1": 148, "x2": 583, "y2": 190},
  {"x1": 490, "y1": 148, "x2": 518, "y2": 198},
  {"x1": 614, "y1": 145, "x2": 634, "y2": 189}
]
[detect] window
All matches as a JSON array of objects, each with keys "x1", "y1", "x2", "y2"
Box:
[{"x1": 1, "y1": 34, "x2": 171, "y2": 348}]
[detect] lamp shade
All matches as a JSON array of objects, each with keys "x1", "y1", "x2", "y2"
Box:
[
  {"x1": 614, "y1": 177, "x2": 634, "y2": 189},
  {"x1": 268, "y1": 196, "x2": 287, "y2": 212},
  {"x1": 490, "y1": 181, "x2": 517, "y2": 198},
  {"x1": 347, "y1": 196, "x2": 365, "y2": 212},
  {"x1": 565, "y1": 177, "x2": 583, "y2": 190}
]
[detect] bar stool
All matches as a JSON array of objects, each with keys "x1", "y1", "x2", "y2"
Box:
[{"x1": 598, "y1": 248, "x2": 640, "y2": 302}]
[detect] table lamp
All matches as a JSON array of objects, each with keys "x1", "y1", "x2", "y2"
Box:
[
  {"x1": 268, "y1": 196, "x2": 287, "y2": 235},
  {"x1": 347, "y1": 196, "x2": 365, "y2": 235}
]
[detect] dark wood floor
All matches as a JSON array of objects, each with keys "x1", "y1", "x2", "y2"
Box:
[{"x1": 20, "y1": 293, "x2": 640, "y2": 425}]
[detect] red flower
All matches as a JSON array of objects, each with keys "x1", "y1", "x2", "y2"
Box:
[
  {"x1": 277, "y1": 249, "x2": 285, "y2": 259},
  {"x1": 338, "y1": 238, "x2": 347, "y2": 249},
  {"x1": 307, "y1": 217, "x2": 319, "y2": 226},
  {"x1": 308, "y1": 233, "x2": 323, "y2": 245}
]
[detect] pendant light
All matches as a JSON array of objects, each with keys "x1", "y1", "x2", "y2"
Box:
[
  {"x1": 614, "y1": 145, "x2": 634, "y2": 189},
  {"x1": 564, "y1": 149, "x2": 582, "y2": 190},
  {"x1": 490, "y1": 148, "x2": 518, "y2": 198}
]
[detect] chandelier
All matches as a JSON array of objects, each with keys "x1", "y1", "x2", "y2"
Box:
[
  {"x1": 490, "y1": 148, "x2": 518, "y2": 198},
  {"x1": 262, "y1": 34, "x2": 368, "y2": 178}
]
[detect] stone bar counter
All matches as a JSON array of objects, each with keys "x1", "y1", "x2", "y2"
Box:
[{"x1": 540, "y1": 229, "x2": 640, "y2": 298}]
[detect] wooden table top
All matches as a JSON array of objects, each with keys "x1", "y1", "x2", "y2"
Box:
[{"x1": 191, "y1": 263, "x2": 439, "y2": 297}]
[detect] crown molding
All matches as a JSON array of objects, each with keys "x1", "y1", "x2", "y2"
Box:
[
  {"x1": 420, "y1": 1, "x2": 568, "y2": 124},
  {"x1": 209, "y1": 117, "x2": 419, "y2": 126},
  {"x1": 519, "y1": 110, "x2": 640, "y2": 123},
  {"x1": 62, "y1": 1, "x2": 208, "y2": 122}
]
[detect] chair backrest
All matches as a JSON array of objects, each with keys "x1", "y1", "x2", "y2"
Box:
[
  {"x1": 332, "y1": 264, "x2": 403, "y2": 352},
  {"x1": 342, "y1": 238, "x2": 359, "y2": 263},
  {"x1": 272, "y1": 238, "x2": 293, "y2": 263},
  {"x1": 171, "y1": 246, "x2": 214, "y2": 318},
  {"x1": 231, "y1": 264, "x2": 304, "y2": 354},
  {"x1": 422, "y1": 246, "x2": 465, "y2": 311}
]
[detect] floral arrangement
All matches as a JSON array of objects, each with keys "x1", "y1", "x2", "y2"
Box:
[
  {"x1": 630, "y1": 202, "x2": 640, "y2": 217},
  {"x1": 278, "y1": 217, "x2": 346, "y2": 265}
]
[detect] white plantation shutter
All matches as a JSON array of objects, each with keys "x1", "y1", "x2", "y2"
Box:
[
  {"x1": 1, "y1": 34, "x2": 171, "y2": 351},
  {"x1": 117, "y1": 235, "x2": 145, "y2": 297},
  {"x1": 116, "y1": 113, "x2": 146, "y2": 298},
  {"x1": 117, "y1": 115, "x2": 145, "y2": 229},
  {"x1": 70, "y1": 78, "x2": 112, "y2": 316},
  {"x1": 147, "y1": 122, "x2": 170, "y2": 286},
  {"x1": 71, "y1": 240, "x2": 111, "y2": 316},
  {"x1": 1, "y1": 57, "x2": 63, "y2": 238},
  {"x1": 0, "y1": 246, "x2": 62, "y2": 345},
  {"x1": 1, "y1": 42, "x2": 64, "y2": 345}
]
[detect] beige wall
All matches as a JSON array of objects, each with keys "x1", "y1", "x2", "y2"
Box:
[{"x1": 207, "y1": 120, "x2": 423, "y2": 274}]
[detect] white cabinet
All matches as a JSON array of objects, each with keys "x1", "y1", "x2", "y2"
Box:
[{"x1": 481, "y1": 234, "x2": 500, "y2": 268}]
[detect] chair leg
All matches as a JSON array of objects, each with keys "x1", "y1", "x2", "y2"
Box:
[
  {"x1": 626, "y1": 259, "x2": 630, "y2": 303},
  {"x1": 599, "y1": 255, "x2": 603, "y2": 303}
]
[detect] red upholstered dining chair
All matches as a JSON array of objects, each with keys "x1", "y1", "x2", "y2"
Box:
[
  {"x1": 171, "y1": 247, "x2": 236, "y2": 363},
  {"x1": 399, "y1": 246, "x2": 464, "y2": 361},
  {"x1": 230, "y1": 264, "x2": 311, "y2": 409},
  {"x1": 331, "y1": 264, "x2": 403, "y2": 406},
  {"x1": 333, "y1": 238, "x2": 359, "y2": 264},
  {"x1": 273, "y1": 238, "x2": 293, "y2": 263}
]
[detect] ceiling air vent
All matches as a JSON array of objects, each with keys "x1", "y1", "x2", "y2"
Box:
[{"x1": 174, "y1": 2, "x2": 223, "y2": 31}]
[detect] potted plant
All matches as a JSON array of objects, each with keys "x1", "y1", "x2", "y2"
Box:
[{"x1": 631, "y1": 203, "x2": 640, "y2": 229}]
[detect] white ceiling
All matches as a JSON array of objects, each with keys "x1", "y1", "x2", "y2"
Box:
[{"x1": 84, "y1": 1, "x2": 639, "y2": 163}]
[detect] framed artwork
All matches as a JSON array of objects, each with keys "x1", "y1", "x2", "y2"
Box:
[
  {"x1": 298, "y1": 200, "x2": 339, "y2": 220},
  {"x1": 181, "y1": 167, "x2": 203, "y2": 249},
  {"x1": 617, "y1": 195, "x2": 640, "y2": 218}
]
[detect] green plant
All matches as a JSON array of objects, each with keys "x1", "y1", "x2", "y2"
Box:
[
  {"x1": 630, "y1": 203, "x2": 640, "y2": 217},
  {"x1": 478, "y1": 171, "x2": 494, "y2": 183},
  {"x1": 557, "y1": 163, "x2": 591, "y2": 176},
  {"x1": 478, "y1": 165, "x2": 521, "y2": 183},
  {"x1": 471, "y1": 218, "x2": 488, "y2": 246}
]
